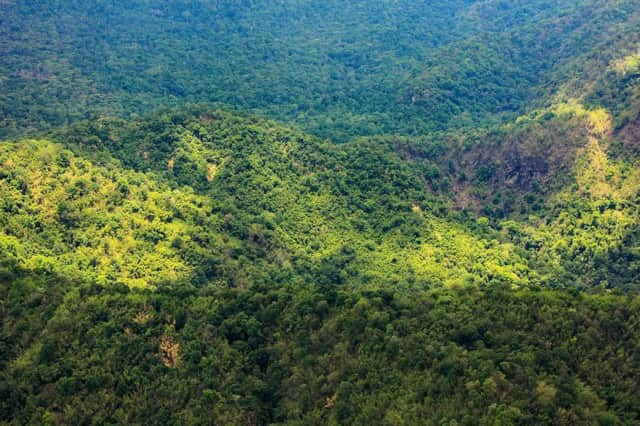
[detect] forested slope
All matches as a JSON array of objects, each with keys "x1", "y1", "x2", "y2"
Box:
[
  {"x1": 1, "y1": 109, "x2": 640, "y2": 424},
  {"x1": 2, "y1": 0, "x2": 640, "y2": 140},
  {"x1": 1, "y1": 110, "x2": 536, "y2": 291},
  {"x1": 3, "y1": 0, "x2": 640, "y2": 424}
]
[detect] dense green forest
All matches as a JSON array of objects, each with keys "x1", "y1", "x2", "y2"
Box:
[
  {"x1": 2, "y1": 0, "x2": 640, "y2": 424},
  {"x1": 2, "y1": 0, "x2": 640, "y2": 140},
  {"x1": 3, "y1": 262, "x2": 640, "y2": 424},
  {"x1": 2, "y1": 105, "x2": 640, "y2": 424}
]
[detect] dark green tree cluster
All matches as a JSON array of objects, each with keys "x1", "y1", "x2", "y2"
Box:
[{"x1": 2, "y1": 260, "x2": 639, "y2": 424}]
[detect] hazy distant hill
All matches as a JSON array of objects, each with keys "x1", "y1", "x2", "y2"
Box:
[{"x1": 1, "y1": 0, "x2": 639, "y2": 140}]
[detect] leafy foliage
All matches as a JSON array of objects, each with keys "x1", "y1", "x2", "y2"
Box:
[
  {"x1": 3, "y1": 1, "x2": 640, "y2": 424},
  {"x1": 0, "y1": 107, "x2": 639, "y2": 423},
  {"x1": 2, "y1": 264, "x2": 639, "y2": 424},
  {"x1": 2, "y1": 0, "x2": 640, "y2": 140}
]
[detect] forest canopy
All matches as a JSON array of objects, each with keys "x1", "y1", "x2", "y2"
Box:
[{"x1": 2, "y1": 0, "x2": 640, "y2": 424}]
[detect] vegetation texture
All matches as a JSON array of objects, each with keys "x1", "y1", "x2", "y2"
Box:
[{"x1": 2, "y1": 0, "x2": 640, "y2": 424}]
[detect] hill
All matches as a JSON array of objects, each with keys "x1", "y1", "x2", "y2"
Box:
[
  {"x1": 0, "y1": 108, "x2": 639, "y2": 423},
  {"x1": 2, "y1": 109, "x2": 534, "y2": 290},
  {"x1": 1, "y1": 0, "x2": 639, "y2": 140},
  {"x1": 2, "y1": 1, "x2": 640, "y2": 424}
]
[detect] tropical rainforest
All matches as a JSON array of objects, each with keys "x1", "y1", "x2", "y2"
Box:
[{"x1": 1, "y1": 0, "x2": 640, "y2": 424}]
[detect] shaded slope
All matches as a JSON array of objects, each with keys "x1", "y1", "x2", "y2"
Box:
[{"x1": 2, "y1": 0, "x2": 640, "y2": 140}]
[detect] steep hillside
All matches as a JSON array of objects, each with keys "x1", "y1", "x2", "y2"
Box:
[
  {"x1": 2, "y1": 0, "x2": 640, "y2": 140},
  {"x1": 3, "y1": 103, "x2": 638, "y2": 295},
  {"x1": 392, "y1": 44, "x2": 640, "y2": 289},
  {"x1": 2, "y1": 109, "x2": 542, "y2": 292}
]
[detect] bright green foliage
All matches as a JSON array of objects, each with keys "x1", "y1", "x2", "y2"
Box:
[
  {"x1": 1, "y1": 107, "x2": 639, "y2": 423},
  {"x1": 0, "y1": 140, "x2": 223, "y2": 288},
  {"x1": 1, "y1": 110, "x2": 540, "y2": 291}
]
